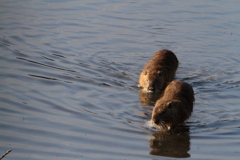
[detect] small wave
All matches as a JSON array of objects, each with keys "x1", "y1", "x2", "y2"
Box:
[{"x1": 144, "y1": 121, "x2": 159, "y2": 132}]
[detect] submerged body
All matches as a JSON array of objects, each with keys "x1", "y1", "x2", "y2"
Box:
[
  {"x1": 139, "y1": 50, "x2": 178, "y2": 93},
  {"x1": 150, "y1": 80, "x2": 194, "y2": 132}
]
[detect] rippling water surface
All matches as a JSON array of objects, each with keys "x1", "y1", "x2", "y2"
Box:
[{"x1": 0, "y1": 0, "x2": 240, "y2": 160}]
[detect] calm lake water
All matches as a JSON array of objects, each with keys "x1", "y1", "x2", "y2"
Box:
[{"x1": 0, "y1": 0, "x2": 240, "y2": 160}]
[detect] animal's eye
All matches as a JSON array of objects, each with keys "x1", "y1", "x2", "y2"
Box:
[
  {"x1": 144, "y1": 71, "x2": 147, "y2": 75},
  {"x1": 157, "y1": 71, "x2": 161, "y2": 76},
  {"x1": 168, "y1": 102, "x2": 174, "y2": 109},
  {"x1": 168, "y1": 105, "x2": 173, "y2": 109}
]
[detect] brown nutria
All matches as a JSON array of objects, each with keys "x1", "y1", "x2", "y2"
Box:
[
  {"x1": 149, "y1": 80, "x2": 194, "y2": 132},
  {"x1": 139, "y1": 50, "x2": 178, "y2": 93}
]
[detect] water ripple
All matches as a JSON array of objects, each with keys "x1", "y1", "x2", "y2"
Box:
[{"x1": 1, "y1": 0, "x2": 240, "y2": 160}]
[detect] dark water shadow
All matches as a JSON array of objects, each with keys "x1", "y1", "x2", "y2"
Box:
[
  {"x1": 149, "y1": 127, "x2": 191, "y2": 158},
  {"x1": 138, "y1": 91, "x2": 162, "y2": 106}
]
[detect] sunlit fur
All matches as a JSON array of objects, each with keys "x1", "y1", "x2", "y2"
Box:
[
  {"x1": 151, "y1": 80, "x2": 194, "y2": 132},
  {"x1": 139, "y1": 50, "x2": 178, "y2": 93}
]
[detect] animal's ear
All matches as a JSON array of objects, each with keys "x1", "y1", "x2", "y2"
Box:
[
  {"x1": 167, "y1": 100, "x2": 181, "y2": 109},
  {"x1": 157, "y1": 69, "x2": 167, "y2": 76}
]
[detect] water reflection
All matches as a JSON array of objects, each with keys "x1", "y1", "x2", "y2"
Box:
[
  {"x1": 1, "y1": 0, "x2": 240, "y2": 159},
  {"x1": 149, "y1": 127, "x2": 191, "y2": 158},
  {"x1": 138, "y1": 91, "x2": 161, "y2": 106}
]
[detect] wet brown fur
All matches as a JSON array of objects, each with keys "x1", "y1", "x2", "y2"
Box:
[
  {"x1": 151, "y1": 80, "x2": 194, "y2": 132},
  {"x1": 139, "y1": 50, "x2": 178, "y2": 92}
]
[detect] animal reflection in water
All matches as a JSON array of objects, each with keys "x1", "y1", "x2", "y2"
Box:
[
  {"x1": 149, "y1": 129, "x2": 190, "y2": 158},
  {"x1": 138, "y1": 91, "x2": 161, "y2": 106}
]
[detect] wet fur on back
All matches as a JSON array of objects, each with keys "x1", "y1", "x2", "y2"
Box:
[
  {"x1": 139, "y1": 50, "x2": 179, "y2": 92},
  {"x1": 151, "y1": 80, "x2": 194, "y2": 132}
]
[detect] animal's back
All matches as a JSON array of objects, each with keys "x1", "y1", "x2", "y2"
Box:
[
  {"x1": 144, "y1": 50, "x2": 178, "y2": 70},
  {"x1": 163, "y1": 80, "x2": 194, "y2": 107}
]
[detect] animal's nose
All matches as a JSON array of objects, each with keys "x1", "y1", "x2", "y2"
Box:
[
  {"x1": 148, "y1": 87, "x2": 155, "y2": 92},
  {"x1": 152, "y1": 117, "x2": 160, "y2": 125}
]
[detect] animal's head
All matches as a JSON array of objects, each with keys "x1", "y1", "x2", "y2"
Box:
[
  {"x1": 139, "y1": 69, "x2": 167, "y2": 93},
  {"x1": 151, "y1": 100, "x2": 182, "y2": 131}
]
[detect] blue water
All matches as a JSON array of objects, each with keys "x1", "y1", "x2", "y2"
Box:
[{"x1": 0, "y1": 0, "x2": 240, "y2": 160}]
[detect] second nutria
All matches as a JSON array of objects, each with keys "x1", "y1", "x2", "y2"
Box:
[
  {"x1": 139, "y1": 50, "x2": 178, "y2": 93},
  {"x1": 147, "y1": 80, "x2": 194, "y2": 132}
]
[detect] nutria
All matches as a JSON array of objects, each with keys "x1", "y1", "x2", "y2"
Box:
[
  {"x1": 149, "y1": 80, "x2": 194, "y2": 132},
  {"x1": 139, "y1": 50, "x2": 178, "y2": 93}
]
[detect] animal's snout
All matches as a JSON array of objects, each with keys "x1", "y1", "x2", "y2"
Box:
[
  {"x1": 147, "y1": 78, "x2": 158, "y2": 92},
  {"x1": 151, "y1": 111, "x2": 159, "y2": 124},
  {"x1": 152, "y1": 118, "x2": 160, "y2": 125}
]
